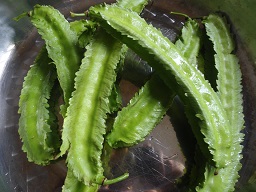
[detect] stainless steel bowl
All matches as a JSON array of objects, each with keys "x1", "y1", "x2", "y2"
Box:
[{"x1": 1, "y1": 0, "x2": 256, "y2": 191}]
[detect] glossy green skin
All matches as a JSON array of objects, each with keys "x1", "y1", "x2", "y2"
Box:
[
  {"x1": 29, "y1": 5, "x2": 82, "y2": 115},
  {"x1": 18, "y1": 11, "x2": 95, "y2": 166},
  {"x1": 194, "y1": 14, "x2": 244, "y2": 192},
  {"x1": 91, "y1": 0, "x2": 152, "y2": 150},
  {"x1": 204, "y1": 14, "x2": 244, "y2": 135},
  {"x1": 106, "y1": 18, "x2": 203, "y2": 150},
  {"x1": 106, "y1": 18, "x2": 202, "y2": 150},
  {"x1": 18, "y1": 47, "x2": 59, "y2": 165},
  {"x1": 60, "y1": 28, "x2": 123, "y2": 185},
  {"x1": 89, "y1": 4, "x2": 231, "y2": 169},
  {"x1": 60, "y1": 0, "x2": 149, "y2": 186},
  {"x1": 106, "y1": 18, "x2": 203, "y2": 147},
  {"x1": 107, "y1": 74, "x2": 175, "y2": 148},
  {"x1": 172, "y1": 19, "x2": 211, "y2": 188}
]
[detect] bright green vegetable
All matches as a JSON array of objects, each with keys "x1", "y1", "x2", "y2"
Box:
[
  {"x1": 18, "y1": 7, "x2": 96, "y2": 165},
  {"x1": 18, "y1": 46, "x2": 60, "y2": 165},
  {"x1": 28, "y1": 5, "x2": 82, "y2": 115},
  {"x1": 62, "y1": 81, "x2": 122, "y2": 192},
  {"x1": 107, "y1": 73, "x2": 175, "y2": 148},
  {"x1": 106, "y1": 17, "x2": 203, "y2": 149},
  {"x1": 60, "y1": 0, "x2": 149, "y2": 186},
  {"x1": 89, "y1": 4, "x2": 231, "y2": 169},
  {"x1": 174, "y1": 18, "x2": 210, "y2": 187},
  {"x1": 16, "y1": 2, "x2": 245, "y2": 191},
  {"x1": 204, "y1": 14, "x2": 244, "y2": 137},
  {"x1": 107, "y1": 19, "x2": 200, "y2": 148},
  {"x1": 193, "y1": 14, "x2": 244, "y2": 192},
  {"x1": 62, "y1": 65, "x2": 122, "y2": 192},
  {"x1": 59, "y1": 28, "x2": 125, "y2": 185}
]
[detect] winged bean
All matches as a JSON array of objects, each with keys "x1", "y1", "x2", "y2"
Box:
[
  {"x1": 106, "y1": 17, "x2": 203, "y2": 149},
  {"x1": 194, "y1": 14, "x2": 244, "y2": 192},
  {"x1": 89, "y1": 4, "x2": 231, "y2": 169},
  {"x1": 60, "y1": 0, "x2": 149, "y2": 186},
  {"x1": 59, "y1": 28, "x2": 123, "y2": 185},
  {"x1": 28, "y1": 5, "x2": 83, "y2": 115},
  {"x1": 107, "y1": 73, "x2": 175, "y2": 148},
  {"x1": 18, "y1": 46, "x2": 60, "y2": 165},
  {"x1": 204, "y1": 14, "x2": 244, "y2": 137},
  {"x1": 16, "y1": 2, "x2": 245, "y2": 191}
]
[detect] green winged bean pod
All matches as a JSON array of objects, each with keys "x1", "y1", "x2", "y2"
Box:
[
  {"x1": 60, "y1": 28, "x2": 125, "y2": 185},
  {"x1": 28, "y1": 5, "x2": 82, "y2": 115},
  {"x1": 173, "y1": 18, "x2": 215, "y2": 186},
  {"x1": 18, "y1": 8, "x2": 98, "y2": 165},
  {"x1": 193, "y1": 14, "x2": 244, "y2": 192},
  {"x1": 107, "y1": 17, "x2": 203, "y2": 149},
  {"x1": 88, "y1": 4, "x2": 231, "y2": 169},
  {"x1": 107, "y1": 74, "x2": 175, "y2": 148},
  {"x1": 18, "y1": 47, "x2": 60, "y2": 165},
  {"x1": 60, "y1": 0, "x2": 149, "y2": 186},
  {"x1": 204, "y1": 14, "x2": 244, "y2": 142}
]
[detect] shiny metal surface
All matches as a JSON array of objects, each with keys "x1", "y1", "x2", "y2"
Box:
[{"x1": 0, "y1": 0, "x2": 256, "y2": 192}]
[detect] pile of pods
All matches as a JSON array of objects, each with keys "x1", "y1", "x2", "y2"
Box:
[{"x1": 16, "y1": 0, "x2": 244, "y2": 191}]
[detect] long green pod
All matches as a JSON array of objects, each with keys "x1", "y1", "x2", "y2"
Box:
[
  {"x1": 18, "y1": 47, "x2": 59, "y2": 165},
  {"x1": 89, "y1": 4, "x2": 231, "y2": 169},
  {"x1": 107, "y1": 18, "x2": 203, "y2": 149},
  {"x1": 194, "y1": 14, "x2": 244, "y2": 192},
  {"x1": 18, "y1": 13, "x2": 97, "y2": 165},
  {"x1": 204, "y1": 14, "x2": 244, "y2": 142},
  {"x1": 174, "y1": 18, "x2": 212, "y2": 187},
  {"x1": 28, "y1": 5, "x2": 82, "y2": 114},
  {"x1": 107, "y1": 74, "x2": 175, "y2": 148},
  {"x1": 62, "y1": 66, "x2": 122, "y2": 192},
  {"x1": 61, "y1": 28, "x2": 127, "y2": 185},
  {"x1": 106, "y1": 14, "x2": 202, "y2": 150},
  {"x1": 175, "y1": 18, "x2": 212, "y2": 185},
  {"x1": 60, "y1": 0, "x2": 149, "y2": 186}
]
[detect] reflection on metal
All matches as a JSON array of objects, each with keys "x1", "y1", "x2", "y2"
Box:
[
  {"x1": 0, "y1": 5, "x2": 15, "y2": 81},
  {"x1": 102, "y1": 143, "x2": 185, "y2": 192},
  {"x1": 0, "y1": 44, "x2": 15, "y2": 80}
]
